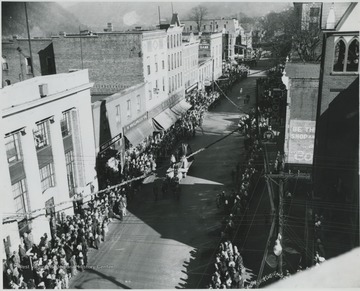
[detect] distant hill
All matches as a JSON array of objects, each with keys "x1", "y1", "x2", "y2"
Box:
[
  {"x1": 1, "y1": 2, "x2": 86, "y2": 38},
  {"x1": 59, "y1": 2, "x2": 292, "y2": 31}
]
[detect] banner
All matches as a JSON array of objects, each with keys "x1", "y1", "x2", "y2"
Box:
[{"x1": 287, "y1": 120, "x2": 315, "y2": 164}]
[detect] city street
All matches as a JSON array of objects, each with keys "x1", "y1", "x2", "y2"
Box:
[{"x1": 70, "y1": 66, "x2": 269, "y2": 289}]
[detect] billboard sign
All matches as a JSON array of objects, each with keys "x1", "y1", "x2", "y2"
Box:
[{"x1": 287, "y1": 120, "x2": 315, "y2": 164}]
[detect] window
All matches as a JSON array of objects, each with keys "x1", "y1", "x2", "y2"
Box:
[
  {"x1": 347, "y1": 38, "x2": 359, "y2": 72},
  {"x1": 34, "y1": 121, "x2": 50, "y2": 150},
  {"x1": 216, "y1": 24, "x2": 219, "y2": 29},
  {"x1": 224, "y1": 24, "x2": 227, "y2": 29},
  {"x1": 5, "y1": 80, "x2": 11, "y2": 86},
  {"x1": 25, "y1": 57, "x2": 32, "y2": 74},
  {"x1": 155, "y1": 80, "x2": 158, "y2": 89},
  {"x1": 171, "y1": 54, "x2": 174, "y2": 70},
  {"x1": 116, "y1": 105, "x2": 121, "y2": 123},
  {"x1": 65, "y1": 150, "x2": 76, "y2": 197},
  {"x1": 180, "y1": 72, "x2": 182, "y2": 86},
  {"x1": 12, "y1": 179, "x2": 28, "y2": 214},
  {"x1": 178, "y1": 73, "x2": 180, "y2": 87},
  {"x1": 127, "y1": 99, "x2": 132, "y2": 116},
  {"x1": 180, "y1": 51, "x2": 182, "y2": 66},
  {"x1": 167, "y1": 35, "x2": 170, "y2": 48},
  {"x1": 45, "y1": 197, "x2": 55, "y2": 216},
  {"x1": 177, "y1": 52, "x2": 180, "y2": 67},
  {"x1": 162, "y1": 60, "x2": 165, "y2": 70},
  {"x1": 147, "y1": 65, "x2": 151, "y2": 75},
  {"x1": 163, "y1": 77, "x2": 165, "y2": 91},
  {"x1": 5, "y1": 132, "x2": 22, "y2": 164},
  {"x1": 136, "y1": 95, "x2": 141, "y2": 111},
  {"x1": 155, "y1": 62, "x2": 158, "y2": 72},
  {"x1": 171, "y1": 35, "x2": 173, "y2": 48},
  {"x1": 190, "y1": 25, "x2": 192, "y2": 31},
  {"x1": 175, "y1": 75, "x2": 178, "y2": 90},
  {"x1": 61, "y1": 111, "x2": 71, "y2": 138},
  {"x1": 169, "y1": 77, "x2": 171, "y2": 93},
  {"x1": 178, "y1": 34, "x2": 180, "y2": 46},
  {"x1": 210, "y1": 25, "x2": 212, "y2": 31},
  {"x1": 333, "y1": 39, "x2": 346, "y2": 72},
  {"x1": 168, "y1": 55, "x2": 170, "y2": 71},
  {"x1": 172, "y1": 76, "x2": 175, "y2": 92},
  {"x1": 204, "y1": 25, "x2": 206, "y2": 30},
  {"x1": 310, "y1": 7, "x2": 320, "y2": 17},
  {"x1": 40, "y1": 163, "x2": 55, "y2": 193},
  {"x1": 2, "y1": 56, "x2": 8, "y2": 70}
]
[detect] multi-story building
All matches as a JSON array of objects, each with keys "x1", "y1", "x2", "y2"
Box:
[
  {"x1": 160, "y1": 14, "x2": 185, "y2": 102},
  {"x1": 294, "y1": 2, "x2": 322, "y2": 31},
  {"x1": 1, "y1": 36, "x2": 55, "y2": 86},
  {"x1": 312, "y1": 2, "x2": 359, "y2": 258},
  {"x1": 2, "y1": 29, "x2": 169, "y2": 113},
  {"x1": 182, "y1": 18, "x2": 244, "y2": 60},
  {"x1": 182, "y1": 32, "x2": 200, "y2": 94},
  {"x1": 198, "y1": 32, "x2": 223, "y2": 81},
  {"x1": 198, "y1": 57, "x2": 213, "y2": 90},
  {"x1": 1, "y1": 70, "x2": 97, "y2": 245},
  {"x1": 52, "y1": 30, "x2": 168, "y2": 112}
]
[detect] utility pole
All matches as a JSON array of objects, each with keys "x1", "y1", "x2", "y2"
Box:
[{"x1": 24, "y1": 2, "x2": 34, "y2": 77}]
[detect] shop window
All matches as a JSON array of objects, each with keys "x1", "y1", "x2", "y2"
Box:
[
  {"x1": 34, "y1": 121, "x2": 50, "y2": 150},
  {"x1": 346, "y1": 38, "x2": 359, "y2": 72},
  {"x1": 40, "y1": 163, "x2": 55, "y2": 193},
  {"x1": 5, "y1": 132, "x2": 22, "y2": 164}
]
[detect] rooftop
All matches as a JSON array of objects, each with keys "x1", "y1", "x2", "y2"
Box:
[
  {"x1": 321, "y1": 2, "x2": 352, "y2": 29},
  {"x1": 1, "y1": 70, "x2": 91, "y2": 111},
  {"x1": 284, "y1": 62, "x2": 320, "y2": 79}
]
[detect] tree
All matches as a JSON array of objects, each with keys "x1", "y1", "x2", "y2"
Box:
[
  {"x1": 189, "y1": 5, "x2": 208, "y2": 32},
  {"x1": 259, "y1": 7, "x2": 322, "y2": 63}
]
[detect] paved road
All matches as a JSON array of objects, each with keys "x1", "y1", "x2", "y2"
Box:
[{"x1": 70, "y1": 67, "x2": 268, "y2": 289}]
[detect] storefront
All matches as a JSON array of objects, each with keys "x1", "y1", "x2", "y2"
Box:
[
  {"x1": 123, "y1": 113, "x2": 154, "y2": 148},
  {"x1": 152, "y1": 108, "x2": 179, "y2": 131},
  {"x1": 170, "y1": 99, "x2": 192, "y2": 116}
]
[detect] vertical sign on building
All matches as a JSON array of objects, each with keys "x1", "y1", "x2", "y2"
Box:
[{"x1": 287, "y1": 120, "x2": 316, "y2": 164}]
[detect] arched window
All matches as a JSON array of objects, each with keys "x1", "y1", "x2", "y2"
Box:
[
  {"x1": 346, "y1": 38, "x2": 359, "y2": 72},
  {"x1": 333, "y1": 39, "x2": 346, "y2": 72}
]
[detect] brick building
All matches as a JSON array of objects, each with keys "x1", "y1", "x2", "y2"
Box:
[
  {"x1": 282, "y1": 62, "x2": 320, "y2": 168},
  {"x1": 1, "y1": 37, "x2": 54, "y2": 86},
  {"x1": 312, "y1": 2, "x2": 359, "y2": 258},
  {"x1": 52, "y1": 30, "x2": 168, "y2": 112},
  {"x1": 1, "y1": 70, "x2": 97, "y2": 249}
]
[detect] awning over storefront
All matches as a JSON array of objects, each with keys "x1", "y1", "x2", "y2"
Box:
[
  {"x1": 124, "y1": 119, "x2": 153, "y2": 147},
  {"x1": 171, "y1": 99, "x2": 192, "y2": 116},
  {"x1": 152, "y1": 108, "x2": 178, "y2": 131}
]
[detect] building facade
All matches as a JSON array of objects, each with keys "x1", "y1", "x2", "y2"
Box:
[
  {"x1": 182, "y1": 18, "x2": 243, "y2": 60},
  {"x1": 182, "y1": 33, "x2": 200, "y2": 93},
  {"x1": 312, "y1": 2, "x2": 359, "y2": 258},
  {"x1": 1, "y1": 70, "x2": 97, "y2": 245},
  {"x1": 1, "y1": 37, "x2": 54, "y2": 87}
]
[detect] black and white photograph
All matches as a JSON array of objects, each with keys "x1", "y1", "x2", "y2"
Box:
[{"x1": 1, "y1": 0, "x2": 359, "y2": 289}]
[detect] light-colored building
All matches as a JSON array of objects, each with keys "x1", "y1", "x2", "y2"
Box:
[
  {"x1": 161, "y1": 14, "x2": 185, "y2": 102},
  {"x1": 198, "y1": 57, "x2": 213, "y2": 90},
  {"x1": 198, "y1": 32, "x2": 223, "y2": 80},
  {"x1": 182, "y1": 18, "x2": 243, "y2": 60},
  {"x1": 1, "y1": 70, "x2": 97, "y2": 245},
  {"x1": 182, "y1": 33, "x2": 200, "y2": 94}
]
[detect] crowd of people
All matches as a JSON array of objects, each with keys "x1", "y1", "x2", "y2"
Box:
[
  {"x1": 208, "y1": 241, "x2": 246, "y2": 289},
  {"x1": 3, "y1": 188, "x2": 130, "y2": 289}
]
